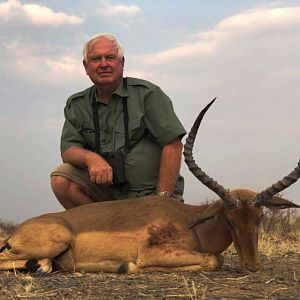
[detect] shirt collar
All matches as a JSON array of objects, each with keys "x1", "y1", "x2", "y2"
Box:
[
  {"x1": 91, "y1": 77, "x2": 128, "y2": 104},
  {"x1": 112, "y1": 77, "x2": 129, "y2": 98}
]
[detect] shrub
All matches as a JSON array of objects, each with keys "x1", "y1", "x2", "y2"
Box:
[
  {"x1": 0, "y1": 220, "x2": 18, "y2": 238},
  {"x1": 260, "y1": 208, "x2": 300, "y2": 235}
]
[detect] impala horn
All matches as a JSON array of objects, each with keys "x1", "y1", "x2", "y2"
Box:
[
  {"x1": 184, "y1": 99, "x2": 237, "y2": 208},
  {"x1": 252, "y1": 158, "x2": 300, "y2": 206}
]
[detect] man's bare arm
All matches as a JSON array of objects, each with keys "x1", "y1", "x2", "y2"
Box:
[
  {"x1": 156, "y1": 138, "x2": 183, "y2": 193},
  {"x1": 62, "y1": 146, "x2": 113, "y2": 185}
]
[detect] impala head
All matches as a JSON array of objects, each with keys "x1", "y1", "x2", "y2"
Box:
[{"x1": 184, "y1": 99, "x2": 300, "y2": 272}]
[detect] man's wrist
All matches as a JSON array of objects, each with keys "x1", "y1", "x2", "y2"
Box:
[{"x1": 157, "y1": 191, "x2": 172, "y2": 197}]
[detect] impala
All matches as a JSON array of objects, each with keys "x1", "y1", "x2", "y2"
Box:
[{"x1": 0, "y1": 99, "x2": 299, "y2": 274}]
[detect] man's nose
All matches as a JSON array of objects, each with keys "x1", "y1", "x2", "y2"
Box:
[{"x1": 99, "y1": 58, "x2": 109, "y2": 67}]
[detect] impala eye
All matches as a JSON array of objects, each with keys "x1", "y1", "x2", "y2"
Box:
[{"x1": 226, "y1": 219, "x2": 234, "y2": 228}]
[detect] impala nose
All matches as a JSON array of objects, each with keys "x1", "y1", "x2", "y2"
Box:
[{"x1": 244, "y1": 261, "x2": 260, "y2": 272}]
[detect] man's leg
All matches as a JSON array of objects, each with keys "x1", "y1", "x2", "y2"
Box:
[
  {"x1": 51, "y1": 176, "x2": 94, "y2": 209},
  {"x1": 51, "y1": 163, "x2": 118, "y2": 209}
]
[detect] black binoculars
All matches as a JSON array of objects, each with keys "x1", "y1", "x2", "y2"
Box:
[{"x1": 101, "y1": 151, "x2": 128, "y2": 187}]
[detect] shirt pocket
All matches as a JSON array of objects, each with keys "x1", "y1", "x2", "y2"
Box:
[
  {"x1": 115, "y1": 117, "x2": 146, "y2": 149},
  {"x1": 80, "y1": 126, "x2": 95, "y2": 150}
]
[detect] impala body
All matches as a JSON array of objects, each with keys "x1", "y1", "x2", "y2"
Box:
[{"x1": 0, "y1": 100, "x2": 299, "y2": 274}]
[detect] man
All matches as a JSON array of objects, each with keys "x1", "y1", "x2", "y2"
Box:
[{"x1": 51, "y1": 34, "x2": 186, "y2": 209}]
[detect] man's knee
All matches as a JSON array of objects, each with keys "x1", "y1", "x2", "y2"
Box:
[
  {"x1": 51, "y1": 175, "x2": 69, "y2": 192},
  {"x1": 51, "y1": 175, "x2": 84, "y2": 195}
]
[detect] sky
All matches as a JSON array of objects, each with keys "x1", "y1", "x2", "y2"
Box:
[{"x1": 0, "y1": 0, "x2": 299, "y2": 222}]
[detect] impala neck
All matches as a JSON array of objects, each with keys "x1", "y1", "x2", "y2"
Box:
[{"x1": 193, "y1": 210, "x2": 232, "y2": 254}]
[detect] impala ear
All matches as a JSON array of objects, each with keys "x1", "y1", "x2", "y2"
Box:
[
  {"x1": 262, "y1": 196, "x2": 300, "y2": 210},
  {"x1": 189, "y1": 200, "x2": 224, "y2": 229}
]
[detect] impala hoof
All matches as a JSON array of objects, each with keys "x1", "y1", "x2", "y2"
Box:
[
  {"x1": 25, "y1": 259, "x2": 40, "y2": 273},
  {"x1": 244, "y1": 262, "x2": 260, "y2": 273},
  {"x1": 117, "y1": 262, "x2": 138, "y2": 274},
  {"x1": 25, "y1": 258, "x2": 52, "y2": 275}
]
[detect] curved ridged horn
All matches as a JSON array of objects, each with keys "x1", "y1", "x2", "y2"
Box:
[
  {"x1": 184, "y1": 99, "x2": 237, "y2": 207},
  {"x1": 252, "y1": 158, "x2": 300, "y2": 206}
]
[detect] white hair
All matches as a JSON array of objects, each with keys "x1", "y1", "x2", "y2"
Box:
[{"x1": 83, "y1": 33, "x2": 124, "y2": 62}]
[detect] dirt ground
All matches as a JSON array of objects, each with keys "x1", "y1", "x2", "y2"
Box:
[{"x1": 0, "y1": 250, "x2": 299, "y2": 300}]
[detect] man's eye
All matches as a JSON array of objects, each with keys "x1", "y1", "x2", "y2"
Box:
[
  {"x1": 90, "y1": 57, "x2": 100, "y2": 63},
  {"x1": 106, "y1": 56, "x2": 117, "y2": 61}
]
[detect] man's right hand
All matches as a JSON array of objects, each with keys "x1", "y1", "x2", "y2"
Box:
[
  {"x1": 86, "y1": 153, "x2": 113, "y2": 185},
  {"x1": 62, "y1": 147, "x2": 113, "y2": 185}
]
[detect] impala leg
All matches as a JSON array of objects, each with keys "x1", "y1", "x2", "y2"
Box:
[
  {"x1": 53, "y1": 249, "x2": 130, "y2": 273},
  {"x1": 0, "y1": 258, "x2": 52, "y2": 274},
  {"x1": 0, "y1": 220, "x2": 73, "y2": 273},
  {"x1": 0, "y1": 258, "x2": 30, "y2": 270},
  {"x1": 119, "y1": 246, "x2": 223, "y2": 274},
  {"x1": 139, "y1": 246, "x2": 222, "y2": 270}
]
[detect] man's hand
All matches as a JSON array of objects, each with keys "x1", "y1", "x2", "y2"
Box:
[
  {"x1": 62, "y1": 147, "x2": 113, "y2": 185},
  {"x1": 86, "y1": 153, "x2": 113, "y2": 185}
]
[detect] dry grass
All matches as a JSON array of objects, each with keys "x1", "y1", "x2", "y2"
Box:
[{"x1": 259, "y1": 208, "x2": 300, "y2": 256}]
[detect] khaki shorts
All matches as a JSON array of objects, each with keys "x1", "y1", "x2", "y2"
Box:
[
  {"x1": 51, "y1": 163, "x2": 184, "y2": 203},
  {"x1": 51, "y1": 163, "x2": 125, "y2": 202}
]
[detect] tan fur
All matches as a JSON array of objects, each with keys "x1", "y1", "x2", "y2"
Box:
[{"x1": 0, "y1": 190, "x2": 298, "y2": 274}]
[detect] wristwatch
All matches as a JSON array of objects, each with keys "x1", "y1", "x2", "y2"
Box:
[{"x1": 157, "y1": 191, "x2": 171, "y2": 197}]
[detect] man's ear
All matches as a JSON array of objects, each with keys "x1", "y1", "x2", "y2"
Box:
[{"x1": 83, "y1": 60, "x2": 88, "y2": 75}]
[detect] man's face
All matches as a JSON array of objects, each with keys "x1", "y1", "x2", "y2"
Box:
[{"x1": 83, "y1": 38, "x2": 124, "y2": 87}]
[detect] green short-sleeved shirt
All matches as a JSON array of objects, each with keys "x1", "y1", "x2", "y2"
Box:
[{"x1": 61, "y1": 77, "x2": 186, "y2": 196}]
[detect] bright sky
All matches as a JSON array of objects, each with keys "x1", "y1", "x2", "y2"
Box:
[{"x1": 1, "y1": 0, "x2": 299, "y2": 222}]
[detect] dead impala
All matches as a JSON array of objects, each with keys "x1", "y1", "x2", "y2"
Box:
[{"x1": 0, "y1": 99, "x2": 299, "y2": 274}]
